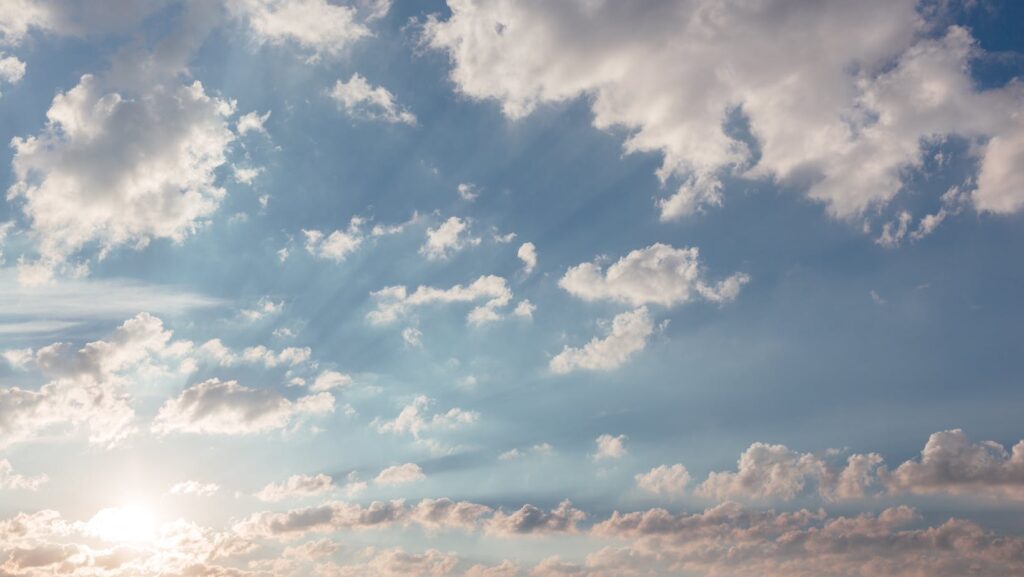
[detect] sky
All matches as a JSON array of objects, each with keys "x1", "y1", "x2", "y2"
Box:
[{"x1": 1, "y1": 0, "x2": 1024, "y2": 575}]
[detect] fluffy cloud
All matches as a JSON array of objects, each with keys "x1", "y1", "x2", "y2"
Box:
[
  {"x1": 0, "y1": 313, "x2": 190, "y2": 448},
  {"x1": 517, "y1": 242, "x2": 537, "y2": 276},
  {"x1": 884, "y1": 429, "x2": 1024, "y2": 500},
  {"x1": 304, "y1": 217, "x2": 365, "y2": 262},
  {"x1": 373, "y1": 395, "x2": 478, "y2": 441},
  {"x1": 152, "y1": 378, "x2": 333, "y2": 436},
  {"x1": 593, "y1": 502, "x2": 1024, "y2": 577},
  {"x1": 256, "y1": 473, "x2": 335, "y2": 502},
  {"x1": 635, "y1": 464, "x2": 690, "y2": 498},
  {"x1": 318, "y1": 547, "x2": 459, "y2": 577},
  {"x1": 9, "y1": 73, "x2": 236, "y2": 275},
  {"x1": 229, "y1": 0, "x2": 370, "y2": 60},
  {"x1": 550, "y1": 307, "x2": 653, "y2": 374},
  {"x1": 367, "y1": 275, "x2": 513, "y2": 326},
  {"x1": 696, "y1": 442, "x2": 828, "y2": 501},
  {"x1": 487, "y1": 500, "x2": 586, "y2": 536},
  {"x1": 560, "y1": 244, "x2": 749, "y2": 307},
  {"x1": 330, "y1": 73, "x2": 416, "y2": 125},
  {"x1": 424, "y1": 1, "x2": 1024, "y2": 229},
  {"x1": 375, "y1": 463, "x2": 426, "y2": 486},
  {"x1": 236, "y1": 109, "x2": 271, "y2": 136},
  {"x1": 592, "y1": 434, "x2": 627, "y2": 462},
  {"x1": 0, "y1": 459, "x2": 47, "y2": 490},
  {"x1": 309, "y1": 370, "x2": 352, "y2": 393},
  {"x1": 420, "y1": 216, "x2": 480, "y2": 261}
]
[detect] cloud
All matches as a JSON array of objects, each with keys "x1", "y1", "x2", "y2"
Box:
[
  {"x1": 517, "y1": 242, "x2": 537, "y2": 276},
  {"x1": 367, "y1": 275, "x2": 513, "y2": 326},
  {"x1": 560, "y1": 244, "x2": 749, "y2": 307},
  {"x1": 375, "y1": 463, "x2": 425, "y2": 486},
  {"x1": 168, "y1": 480, "x2": 219, "y2": 497},
  {"x1": 696, "y1": 442, "x2": 829, "y2": 502},
  {"x1": 593, "y1": 502, "x2": 1024, "y2": 577},
  {"x1": 550, "y1": 307, "x2": 653, "y2": 374},
  {"x1": 420, "y1": 216, "x2": 480, "y2": 261},
  {"x1": 318, "y1": 547, "x2": 459, "y2": 577},
  {"x1": 256, "y1": 473, "x2": 335, "y2": 502},
  {"x1": 402, "y1": 327, "x2": 423, "y2": 348},
  {"x1": 635, "y1": 464, "x2": 690, "y2": 498},
  {"x1": 152, "y1": 378, "x2": 334, "y2": 436},
  {"x1": 237, "y1": 109, "x2": 271, "y2": 136},
  {"x1": 592, "y1": 434, "x2": 627, "y2": 462},
  {"x1": 330, "y1": 73, "x2": 416, "y2": 125},
  {"x1": 9, "y1": 73, "x2": 236, "y2": 274},
  {"x1": 884, "y1": 429, "x2": 1024, "y2": 500},
  {"x1": 303, "y1": 217, "x2": 364, "y2": 262},
  {"x1": 0, "y1": 459, "x2": 47, "y2": 490},
  {"x1": 229, "y1": 0, "x2": 370, "y2": 60},
  {"x1": 373, "y1": 395, "x2": 478, "y2": 440},
  {"x1": 487, "y1": 500, "x2": 586, "y2": 536},
  {"x1": 512, "y1": 299, "x2": 535, "y2": 320},
  {"x1": 457, "y1": 182, "x2": 478, "y2": 201},
  {"x1": 309, "y1": 370, "x2": 352, "y2": 393},
  {"x1": 0, "y1": 52, "x2": 25, "y2": 91},
  {"x1": 424, "y1": 2, "x2": 1024, "y2": 227}
]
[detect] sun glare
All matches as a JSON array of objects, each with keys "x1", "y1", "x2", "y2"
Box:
[{"x1": 88, "y1": 505, "x2": 158, "y2": 544}]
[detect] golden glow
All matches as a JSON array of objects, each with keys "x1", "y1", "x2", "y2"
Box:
[{"x1": 87, "y1": 504, "x2": 158, "y2": 544}]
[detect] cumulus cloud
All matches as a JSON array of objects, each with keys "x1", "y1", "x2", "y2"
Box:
[
  {"x1": 373, "y1": 395, "x2": 478, "y2": 441},
  {"x1": 256, "y1": 473, "x2": 335, "y2": 502},
  {"x1": 237, "y1": 109, "x2": 271, "y2": 136},
  {"x1": 550, "y1": 307, "x2": 653, "y2": 374},
  {"x1": 152, "y1": 378, "x2": 333, "y2": 436},
  {"x1": 457, "y1": 182, "x2": 478, "y2": 201},
  {"x1": 303, "y1": 217, "x2": 365, "y2": 262},
  {"x1": 420, "y1": 216, "x2": 480, "y2": 261},
  {"x1": 0, "y1": 313, "x2": 192, "y2": 448},
  {"x1": 367, "y1": 275, "x2": 513, "y2": 326},
  {"x1": 560, "y1": 244, "x2": 749, "y2": 307},
  {"x1": 592, "y1": 434, "x2": 628, "y2": 462},
  {"x1": 512, "y1": 299, "x2": 535, "y2": 319},
  {"x1": 517, "y1": 242, "x2": 537, "y2": 276},
  {"x1": 229, "y1": 0, "x2": 370, "y2": 60},
  {"x1": 8, "y1": 72, "x2": 236, "y2": 277},
  {"x1": 487, "y1": 500, "x2": 586, "y2": 536},
  {"x1": 330, "y1": 73, "x2": 416, "y2": 125},
  {"x1": 375, "y1": 463, "x2": 425, "y2": 486},
  {"x1": 402, "y1": 327, "x2": 423, "y2": 348},
  {"x1": 635, "y1": 464, "x2": 690, "y2": 498},
  {"x1": 424, "y1": 1, "x2": 1024, "y2": 229},
  {"x1": 884, "y1": 429, "x2": 1024, "y2": 500},
  {"x1": 318, "y1": 547, "x2": 459, "y2": 577}
]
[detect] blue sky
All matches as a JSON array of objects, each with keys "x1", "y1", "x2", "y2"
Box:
[{"x1": 1, "y1": 1, "x2": 1024, "y2": 576}]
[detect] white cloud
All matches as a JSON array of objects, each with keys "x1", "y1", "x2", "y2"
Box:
[
  {"x1": 0, "y1": 52, "x2": 25, "y2": 90},
  {"x1": 240, "y1": 297, "x2": 283, "y2": 322},
  {"x1": 168, "y1": 480, "x2": 219, "y2": 497},
  {"x1": 303, "y1": 216, "x2": 365, "y2": 262},
  {"x1": 635, "y1": 464, "x2": 690, "y2": 498},
  {"x1": 513, "y1": 299, "x2": 535, "y2": 320},
  {"x1": 420, "y1": 216, "x2": 480, "y2": 261},
  {"x1": 550, "y1": 307, "x2": 653, "y2": 374},
  {"x1": 152, "y1": 378, "x2": 334, "y2": 436},
  {"x1": 424, "y1": 2, "x2": 1024, "y2": 227},
  {"x1": 309, "y1": 370, "x2": 351, "y2": 393},
  {"x1": 367, "y1": 275, "x2": 513, "y2": 326},
  {"x1": 9, "y1": 73, "x2": 235, "y2": 275},
  {"x1": 560, "y1": 244, "x2": 749, "y2": 307},
  {"x1": 230, "y1": 0, "x2": 370, "y2": 60},
  {"x1": 374, "y1": 463, "x2": 425, "y2": 486},
  {"x1": 0, "y1": 459, "x2": 47, "y2": 490},
  {"x1": 237, "y1": 109, "x2": 271, "y2": 136},
  {"x1": 256, "y1": 473, "x2": 334, "y2": 502},
  {"x1": 373, "y1": 395, "x2": 478, "y2": 440},
  {"x1": 232, "y1": 165, "x2": 264, "y2": 185},
  {"x1": 457, "y1": 182, "x2": 479, "y2": 201},
  {"x1": 517, "y1": 242, "x2": 537, "y2": 276},
  {"x1": 696, "y1": 442, "x2": 827, "y2": 502},
  {"x1": 402, "y1": 326, "x2": 423, "y2": 348},
  {"x1": 884, "y1": 429, "x2": 1024, "y2": 500},
  {"x1": 330, "y1": 73, "x2": 416, "y2": 125},
  {"x1": 487, "y1": 500, "x2": 586, "y2": 536},
  {"x1": 592, "y1": 434, "x2": 627, "y2": 462}
]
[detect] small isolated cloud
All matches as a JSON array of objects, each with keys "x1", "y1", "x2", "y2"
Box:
[
  {"x1": 237, "y1": 110, "x2": 271, "y2": 136},
  {"x1": 457, "y1": 182, "x2": 478, "y2": 201},
  {"x1": 330, "y1": 73, "x2": 416, "y2": 125},
  {"x1": 420, "y1": 216, "x2": 480, "y2": 261},
  {"x1": 229, "y1": 0, "x2": 370, "y2": 60},
  {"x1": 0, "y1": 460, "x2": 47, "y2": 491},
  {"x1": 593, "y1": 434, "x2": 628, "y2": 461},
  {"x1": 550, "y1": 307, "x2": 653, "y2": 374},
  {"x1": 168, "y1": 480, "x2": 219, "y2": 497},
  {"x1": 374, "y1": 463, "x2": 425, "y2": 486},
  {"x1": 513, "y1": 300, "x2": 535, "y2": 320},
  {"x1": 309, "y1": 370, "x2": 352, "y2": 393},
  {"x1": 402, "y1": 327, "x2": 423, "y2": 348},
  {"x1": 373, "y1": 395, "x2": 478, "y2": 442},
  {"x1": 635, "y1": 464, "x2": 691, "y2": 498},
  {"x1": 560, "y1": 243, "x2": 749, "y2": 307},
  {"x1": 367, "y1": 275, "x2": 512, "y2": 326},
  {"x1": 517, "y1": 242, "x2": 537, "y2": 276},
  {"x1": 303, "y1": 217, "x2": 364, "y2": 262}
]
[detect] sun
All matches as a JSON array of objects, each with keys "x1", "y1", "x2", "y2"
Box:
[{"x1": 87, "y1": 504, "x2": 158, "y2": 544}]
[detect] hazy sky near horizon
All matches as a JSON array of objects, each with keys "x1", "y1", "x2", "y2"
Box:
[{"x1": 1, "y1": 1, "x2": 1024, "y2": 576}]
